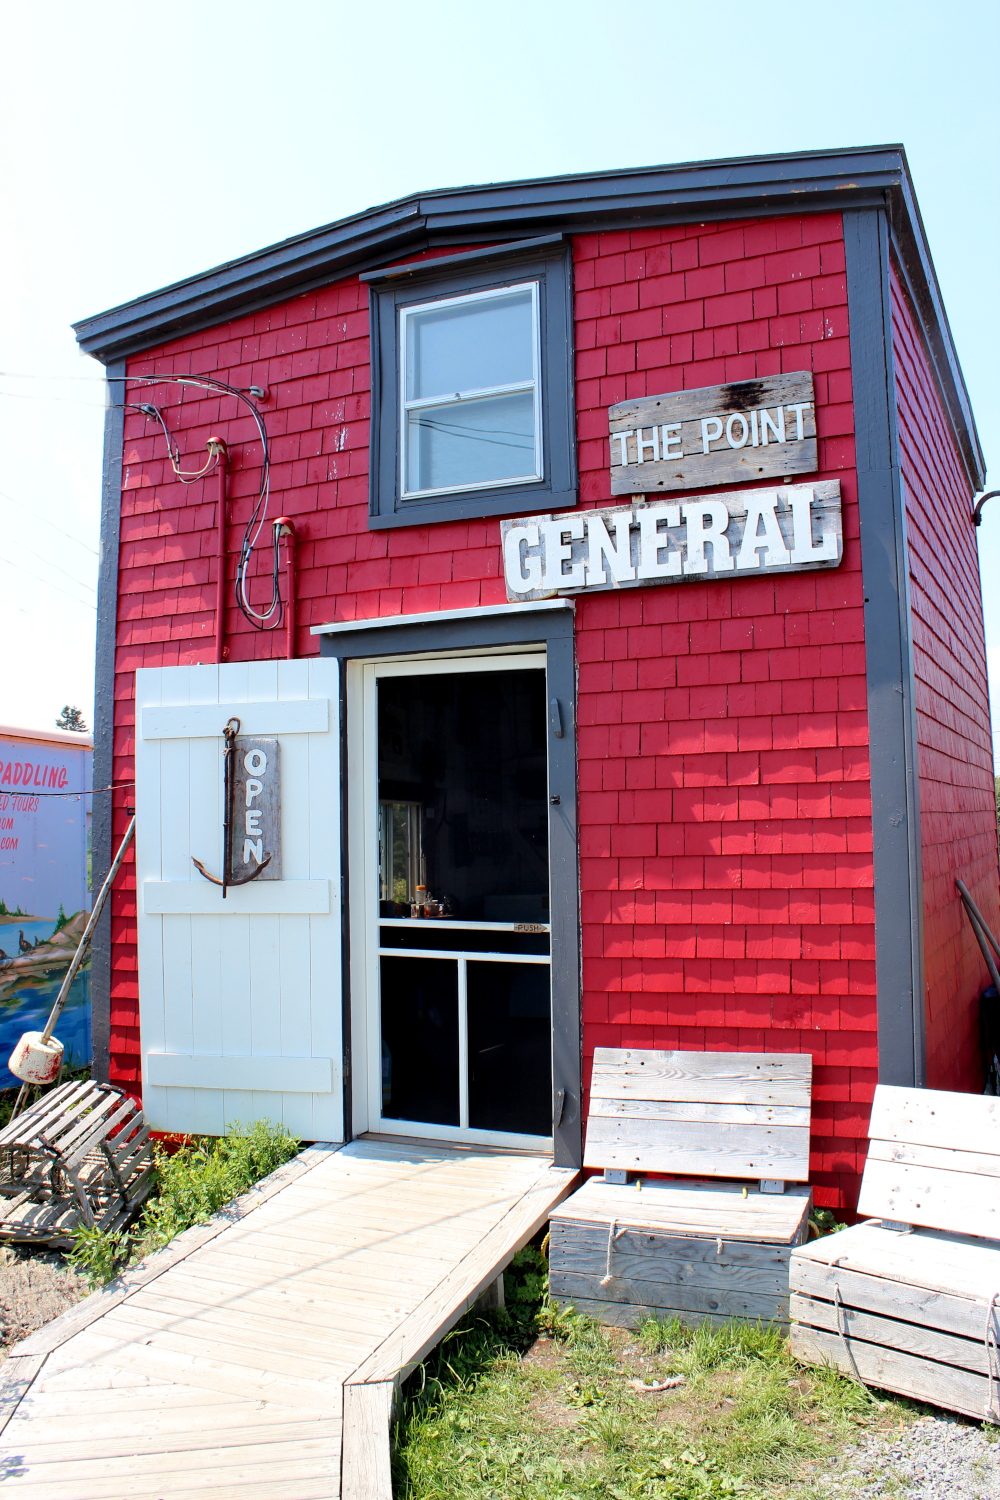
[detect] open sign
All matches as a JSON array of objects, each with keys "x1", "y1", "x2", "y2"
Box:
[{"x1": 230, "y1": 737, "x2": 281, "y2": 881}]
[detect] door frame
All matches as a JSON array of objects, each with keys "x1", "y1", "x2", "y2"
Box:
[
  {"x1": 351, "y1": 650, "x2": 550, "y2": 1150},
  {"x1": 320, "y1": 603, "x2": 581, "y2": 1168}
]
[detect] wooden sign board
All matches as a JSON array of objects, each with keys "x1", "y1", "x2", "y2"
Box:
[
  {"x1": 609, "y1": 371, "x2": 817, "y2": 494},
  {"x1": 501, "y1": 481, "x2": 842, "y2": 601},
  {"x1": 230, "y1": 736, "x2": 281, "y2": 881}
]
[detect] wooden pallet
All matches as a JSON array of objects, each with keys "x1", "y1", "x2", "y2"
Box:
[
  {"x1": 790, "y1": 1085, "x2": 1000, "y2": 1422},
  {"x1": 0, "y1": 1078, "x2": 153, "y2": 1247},
  {"x1": 549, "y1": 1049, "x2": 814, "y2": 1328}
]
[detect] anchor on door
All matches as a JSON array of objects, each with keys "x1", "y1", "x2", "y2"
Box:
[{"x1": 192, "y1": 718, "x2": 282, "y2": 896}]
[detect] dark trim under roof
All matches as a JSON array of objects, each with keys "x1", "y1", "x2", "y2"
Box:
[{"x1": 73, "y1": 145, "x2": 985, "y2": 492}]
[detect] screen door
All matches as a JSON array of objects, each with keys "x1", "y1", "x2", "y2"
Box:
[{"x1": 351, "y1": 653, "x2": 552, "y2": 1147}]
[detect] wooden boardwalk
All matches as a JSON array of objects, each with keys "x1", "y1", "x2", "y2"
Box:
[{"x1": 0, "y1": 1138, "x2": 575, "y2": 1498}]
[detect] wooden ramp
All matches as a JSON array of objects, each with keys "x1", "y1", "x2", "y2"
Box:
[{"x1": 0, "y1": 1138, "x2": 575, "y2": 1499}]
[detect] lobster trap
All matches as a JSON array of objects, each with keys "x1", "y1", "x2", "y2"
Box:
[{"x1": 0, "y1": 1078, "x2": 154, "y2": 1247}]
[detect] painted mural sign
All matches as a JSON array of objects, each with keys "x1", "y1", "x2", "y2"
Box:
[
  {"x1": 501, "y1": 481, "x2": 842, "y2": 601},
  {"x1": 609, "y1": 371, "x2": 817, "y2": 494},
  {"x1": 0, "y1": 733, "x2": 92, "y2": 1087}
]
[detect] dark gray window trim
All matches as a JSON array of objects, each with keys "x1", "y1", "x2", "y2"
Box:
[
  {"x1": 91, "y1": 359, "x2": 126, "y2": 1085},
  {"x1": 319, "y1": 606, "x2": 582, "y2": 1169},
  {"x1": 843, "y1": 208, "x2": 926, "y2": 1088},
  {"x1": 368, "y1": 241, "x2": 576, "y2": 530}
]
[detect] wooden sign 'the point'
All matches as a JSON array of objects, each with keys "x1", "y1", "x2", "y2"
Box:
[{"x1": 609, "y1": 371, "x2": 817, "y2": 494}]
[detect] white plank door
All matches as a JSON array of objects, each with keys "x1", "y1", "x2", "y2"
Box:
[{"x1": 134, "y1": 660, "x2": 342, "y2": 1140}]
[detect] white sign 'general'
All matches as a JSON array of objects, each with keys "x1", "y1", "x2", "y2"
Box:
[{"x1": 501, "y1": 482, "x2": 842, "y2": 601}]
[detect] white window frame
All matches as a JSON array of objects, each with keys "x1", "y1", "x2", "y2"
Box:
[
  {"x1": 347, "y1": 648, "x2": 552, "y2": 1150},
  {"x1": 399, "y1": 282, "x2": 543, "y2": 501}
]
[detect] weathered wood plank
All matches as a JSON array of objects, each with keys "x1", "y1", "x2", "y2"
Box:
[
  {"x1": 556, "y1": 1295, "x2": 786, "y2": 1331},
  {"x1": 789, "y1": 1324, "x2": 991, "y2": 1422},
  {"x1": 790, "y1": 1255, "x2": 986, "y2": 1342},
  {"x1": 867, "y1": 1137, "x2": 1000, "y2": 1181},
  {"x1": 550, "y1": 1270, "x2": 788, "y2": 1322},
  {"x1": 550, "y1": 1224, "x2": 790, "y2": 1293},
  {"x1": 591, "y1": 1048, "x2": 812, "y2": 1105},
  {"x1": 858, "y1": 1158, "x2": 1000, "y2": 1240},
  {"x1": 551, "y1": 1220, "x2": 791, "y2": 1269},
  {"x1": 790, "y1": 1293, "x2": 987, "y2": 1373},
  {"x1": 583, "y1": 1116, "x2": 810, "y2": 1180},
  {"x1": 608, "y1": 372, "x2": 817, "y2": 494},
  {"x1": 790, "y1": 1221, "x2": 1000, "y2": 1295},
  {"x1": 342, "y1": 1382, "x2": 393, "y2": 1500},
  {"x1": 6, "y1": 1417, "x2": 343, "y2": 1465},
  {"x1": 13, "y1": 1143, "x2": 342, "y2": 1359},
  {"x1": 0, "y1": 1449, "x2": 342, "y2": 1499},
  {"x1": 348, "y1": 1167, "x2": 577, "y2": 1383},
  {"x1": 589, "y1": 1097, "x2": 808, "y2": 1126},
  {"x1": 552, "y1": 1178, "x2": 812, "y2": 1244},
  {"x1": 868, "y1": 1084, "x2": 1000, "y2": 1156},
  {"x1": 0, "y1": 1354, "x2": 48, "y2": 1437}
]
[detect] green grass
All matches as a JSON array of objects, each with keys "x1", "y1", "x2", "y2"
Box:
[
  {"x1": 68, "y1": 1117, "x2": 300, "y2": 1286},
  {"x1": 392, "y1": 1251, "x2": 903, "y2": 1500}
]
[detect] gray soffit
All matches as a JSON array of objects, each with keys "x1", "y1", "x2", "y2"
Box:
[{"x1": 72, "y1": 144, "x2": 984, "y2": 495}]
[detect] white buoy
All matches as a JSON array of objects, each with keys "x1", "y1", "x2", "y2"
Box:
[
  {"x1": 8, "y1": 1031, "x2": 65, "y2": 1085},
  {"x1": 6, "y1": 816, "x2": 136, "y2": 1118}
]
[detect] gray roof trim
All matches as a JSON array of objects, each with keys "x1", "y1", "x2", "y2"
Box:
[{"x1": 72, "y1": 145, "x2": 982, "y2": 488}]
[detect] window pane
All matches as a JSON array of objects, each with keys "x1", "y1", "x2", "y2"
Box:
[
  {"x1": 377, "y1": 669, "x2": 549, "y2": 925},
  {"x1": 406, "y1": 289, "x2": 534, "y2": 400},
  {"x1": 467, "y1": 960, "x2": 551, "y2": 1136},
  {"x1": 380, "y1": 956, "x2": 459, "y2": 1126},
  {"x1": 406, "y1": 391, "x2": 535, "y2": 493}
]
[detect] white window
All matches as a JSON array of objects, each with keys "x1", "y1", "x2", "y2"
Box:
[{"x1": 400, "y1": 283, "x2": 542, "y2": 499}]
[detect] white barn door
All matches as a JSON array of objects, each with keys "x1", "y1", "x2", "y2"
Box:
[{"x1": 135, "y1": 659, "x2": 342, "y2": 1140}]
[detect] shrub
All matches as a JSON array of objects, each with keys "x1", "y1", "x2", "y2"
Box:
[{"x1": 69, "y1": 1118, "x2": 299, "y2": 1287}]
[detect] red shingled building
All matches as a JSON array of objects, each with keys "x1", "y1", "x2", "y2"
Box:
[{"x1": 76, "y1": 147, "x2": 994, "y2": 1212}]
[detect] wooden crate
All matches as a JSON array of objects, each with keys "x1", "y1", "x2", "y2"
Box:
[
  {"x1": 790, "y1": 1085, "x2": 1000, "y2": 1423},
  {"x1": 550, "y1": 1177, "x2": 811, "y2": 1327},
  {"x1": 549, "y1": 1049, "x2": 814, "y2": 1329}
]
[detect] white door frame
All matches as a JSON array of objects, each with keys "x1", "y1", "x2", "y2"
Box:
[{"x1": 347, "y1": 648, "x2": 552, "y2": 1149}]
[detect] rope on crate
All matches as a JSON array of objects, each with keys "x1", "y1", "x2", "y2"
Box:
[
  {"x1": 600, "y1": 1219, "x2": 628, "y2": 1287},
  {"x1": 833, "y1": 1282, "x2": 867, "y2": 1389},
  {"x1": 985, "y1": 1291, "x2": 1000, "y2": 1423}
]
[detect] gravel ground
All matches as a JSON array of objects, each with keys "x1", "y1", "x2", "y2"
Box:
[
  {"x1": 820, "y1": 1412, "x2": 1000, "y2": 1499},
  {"x1": 0, "y1": 1245, "x2": 88, "y2": 1357}
]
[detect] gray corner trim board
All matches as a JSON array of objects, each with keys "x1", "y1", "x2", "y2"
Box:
[
  {"x1": 320, "y1": 606, "x2": 582, "y2": 1169},
  {"x1": 91, "y1": 360, "x2": 127, "y2": 1085},
  {"x1": 843, "y1": 209, "x2": 926, "y2": 1088}
]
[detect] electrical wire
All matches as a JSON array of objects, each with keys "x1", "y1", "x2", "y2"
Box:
[
  {"x1": 122, "y1": 374, "x2": 280, "y2": 630},
  {"x1": 9, "y1": 782, "x2": 135, "y2": 799},
  {"x1": 0, "y1": 554, "x2": 96, "y2": 610},
  {"x1": 0, "y1": 490, "x2": 98, "y2": 555},
  {"x1": 2, "y1": 536, "x2": 96, "y2": 596}
]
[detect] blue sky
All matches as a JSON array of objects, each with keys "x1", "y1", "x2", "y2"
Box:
[{"x1": 1, "y1": 0, "x2": 997, "y2": 738}]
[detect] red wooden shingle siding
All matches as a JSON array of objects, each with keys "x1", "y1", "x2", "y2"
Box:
[
  {"x1": 109, "y1": 213, "x2": 875, "y2": 1210},
  {"x1": 891, "y1": 264, "x2": 999, "y2": 1090}
]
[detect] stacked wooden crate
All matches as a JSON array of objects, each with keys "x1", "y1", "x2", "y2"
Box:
[
  {"x1": 790, "y1": 1085, "x2": 1000, "y2": 1422},
  {"x1": 549, "y1": 1049, "x2": 813, "y2": 1328}
]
